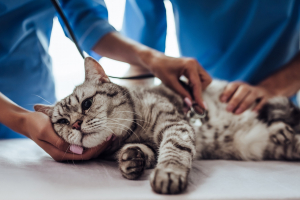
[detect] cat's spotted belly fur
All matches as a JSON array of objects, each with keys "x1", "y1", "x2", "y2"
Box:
[{"x1": 195, "y1": 81, "x2": 300, "y2": 161}]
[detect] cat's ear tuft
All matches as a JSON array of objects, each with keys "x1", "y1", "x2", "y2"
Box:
[
  {"x1": 84, "y1": 57, "x2": 110, "y2": 84},
  {"x1": 34, "y1": 104, "x2": 53, "y2": 117}
]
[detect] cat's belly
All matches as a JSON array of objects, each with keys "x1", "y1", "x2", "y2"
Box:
[
  {"x1": 195, "y1": 85, "x2": 270, "y2": 160},
  {"x1": 194, "y1": 110, "x2": 270, "y2": 160}
]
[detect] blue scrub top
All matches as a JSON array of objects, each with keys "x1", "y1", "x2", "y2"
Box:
[
  {"x1": 123, "y1": 0, "x2": 300, "y2": 104},
  {"x1": 0, "y1": 0, "x2": 115, "y2": 139}
]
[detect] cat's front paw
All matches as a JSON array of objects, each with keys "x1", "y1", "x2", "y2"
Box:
[
  {"x1": 150, "y1": 167, "x2": 188, "y2": 194},
  {"x1": 119, "y1": 147, "x2": 145, "y2": 180}
]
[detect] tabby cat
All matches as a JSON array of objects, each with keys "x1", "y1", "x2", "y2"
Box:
[{"x1": 35, "y1": 57, "x2": 300, "y2": 194}]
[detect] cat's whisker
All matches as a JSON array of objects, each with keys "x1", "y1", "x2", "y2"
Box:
[
  {"x1": 102, "y1": 125, "x2": 125, "y2": 146},
  {"x1": 103, "y1": 126, "x2": 115, "y2": 135},
  {"x1": 105, "y1": 123, "x2": 134, "y2": 137},
  {"x1": 106, "y1": 117, "x2": 147, "y2": 132},
  {"x1": 61, "y1": 144, "x2": 71, "y2": 163},
  {"x1": 101, "y1": 118, "x2": 141, "y2": 141},
  {"x1": 33, "y1": 94, "x2": 52, "y2": 105},
  {"x1": 110, "y1": 114, "x2": 150, "y2": 124},
  {"x1": 55, "y1": 138, "x2": 60, "y2": 148},
  {"x1": 93, "y1": 109, "x2": 106, "y2": 118},
  {"x1": 111, "y1": 110, "x2": 144, "y2": 119},
  {"x1": 104, "y1": 125, "x2": 132, "y2": 146},
  {"x1": 116, "y1": 89, "x2": 131, "y2": 101},
  {"x1": 104, "y1": 124, "x2": 131, "y2": 135},
  {"x1": 105, "y1": 122, "x2": 141, "y2": 142},
  {"x1": 71, "y1": 154, "x2": 77, "y2": 168}
]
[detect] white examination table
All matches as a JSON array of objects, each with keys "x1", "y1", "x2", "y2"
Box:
[{"x1": 1, "y1": 139, "x2": 300, "y2": 200}]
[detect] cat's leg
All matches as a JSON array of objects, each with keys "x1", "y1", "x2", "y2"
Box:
[
  {"x1": 265, "y1": 122, "x2": 297, "y2": 160},
  {"x1": 150, "y1": 120, "x2": 196, "y2": 194},
  {"x1": 118, "y1": 143, "x2": 156, "y2": 180},
  {"x1": 258, "y1": 97, "x2": 300, "y2": 160}
]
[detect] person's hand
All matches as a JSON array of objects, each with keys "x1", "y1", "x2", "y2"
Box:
[
  {"x1": 220, "y1": 82, "x2": 276, "y2": 114},
  {"x1": 92, "y1": 32, "x2": 211, "y2": 109},
  {"x1": 23, "y1": 112, "x2": 111, "y2": 162},
  {"x1": 147, "y1": 54, "x2": 212, "y2": 109}
]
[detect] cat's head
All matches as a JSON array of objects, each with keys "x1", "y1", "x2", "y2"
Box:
[{"x1": 34, "y1": 57, "x2": 134, "y2": 148}]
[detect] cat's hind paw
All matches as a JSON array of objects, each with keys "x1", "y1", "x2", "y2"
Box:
[
  {"x1": 119, "y1": 147, "x2": 145, "y2": 180},
  {"x1": 150, "y1": 167, "x2": 188, "y2": 194}
]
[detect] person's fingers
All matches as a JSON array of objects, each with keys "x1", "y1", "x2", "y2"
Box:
[
  {"x1": 200, "y1": 75, "x2": 212, "y2": 90},
  {"x1": 253, "y1": 97, "x2": 267, "y2": 112},
  {"x1": 187, "y1": 69, "x2": 205, "y2": 109},
  {"x1": 226, "y1": 86, "x2": 251, "y2": 112},
  {"x1": 234, "y1": 91, "x2": 258, "y2": 114},
  {"x1": 29, "y1": 113, "x2": 71, "y2": 152},
  {"x1": 181, "y1": 60, "x2": 206, "y2": 109},
  {"x1": 220, "y1": 82, "x2": 242, "y2": 102},
  {"x1": 37, "y1": 141, "x2": 74, "y2": 162},
  {"x1": 167, "y1": 78, "x2": 192, "y2": 102},
  {"x1": 39, "y1": 128, "x2": 71, "y2": 152},
  {"x1": 198, "y1": 67, "x2": 212, "y2": 90},
  {"x1": 38, "y1": 139, "x2": 111, "y2": 162},
  {"x1": 77, "y1": 141, "x2": 111, "y2": 160}
]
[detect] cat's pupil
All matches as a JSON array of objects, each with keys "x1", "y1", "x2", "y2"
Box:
[
  {"x1": 57, "y1": 118, "x2": 69, "y2": 124},
  {"x1": 82, "y1": 98, "x2": 93, "y2": 110}
]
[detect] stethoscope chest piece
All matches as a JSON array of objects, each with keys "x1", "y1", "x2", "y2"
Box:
[{"x1": 186, "y1": 106, "x2": 206, "y2": 126}]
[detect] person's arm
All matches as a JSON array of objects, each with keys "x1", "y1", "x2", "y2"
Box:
[
  {"x1": 60, "y1": 0, "x2": 211, "y2": 109},
  {"x1": 93, "y1": 32, "x2": 212, "y2": 110},
  {"x1": 258, "y1": 52, "x2": 300, "y2": 97},
  {"x1": 58, "y1": 0, "x2": 116, "y2": 58},
  {"x1": 0, "y1": 93, "x2": 110, "y2": 161},
  {"x1": 220, "y1": 52, "x2": 300, "y2": 114}
]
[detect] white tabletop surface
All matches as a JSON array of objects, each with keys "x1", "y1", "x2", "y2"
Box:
[{"x1": 1, "y1": 139, "x2": 300, "y2": 200}]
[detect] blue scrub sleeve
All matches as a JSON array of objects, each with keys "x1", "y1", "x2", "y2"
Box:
[
  {"x1": 58, "y1": 0, "x2": 116, "y2": 57},
  {"x1": 122, "y1": 0, "x2": 167, "y2": 52}
]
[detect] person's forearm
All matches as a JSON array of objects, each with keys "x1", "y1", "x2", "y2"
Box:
[
  {"x1": 0, "y1": 93, "x2": 29, "y2": 136},
  {"x1": 258, "y1": 52, "x2": 300, "y2": 97},
  {"x1": 92, "y1": 32, "x2": 212, "y2": 109},
  {"x1": 92, "y1": 32, "x2": 162, "y2": 71}
]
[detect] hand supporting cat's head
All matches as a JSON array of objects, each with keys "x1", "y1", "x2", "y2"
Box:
[{"x1": 34, "y1": 57, "x2": 135, "y2": 148}]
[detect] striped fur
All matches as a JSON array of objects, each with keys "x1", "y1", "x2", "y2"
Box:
[{"x1": 34, "y1": 57, "x2": 300, "y2": 194}]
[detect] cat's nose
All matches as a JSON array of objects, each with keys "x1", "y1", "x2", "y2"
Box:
[{"x1": 72, "y1": 120, "x2": 83, "y2": 130}]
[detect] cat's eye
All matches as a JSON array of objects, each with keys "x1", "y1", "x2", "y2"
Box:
[
  {"x1": 82, "y1": 97, "x2": 93, "y2": 110},
  {"x1": 57, "y1": 118, "x2": 69, "y2": 124}
]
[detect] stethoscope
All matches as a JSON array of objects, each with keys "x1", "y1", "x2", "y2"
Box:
[
  {"x1": 50, "y1": 0, "x2": 153, "y2": 80},
  {"x1": 50, "y1": 0, "x2": 206, "y2": 120}
]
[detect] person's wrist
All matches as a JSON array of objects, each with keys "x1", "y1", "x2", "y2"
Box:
[
  {"x1": 258, "y1": 82, "x2": 286, "y2": 97},
  {"x1": 13, "y1": 110, "x2": 31, "y2": 138},
  {"x1": 136, "y1": 47, "x2": 163, "y2": 73}
]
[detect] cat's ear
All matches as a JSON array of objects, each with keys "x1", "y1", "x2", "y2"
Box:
[
  {"x1": 84, "y1": 57, "x2": 110, "y2": 84},
  {"x1": 34, "y1": 104, "x2": 53, "y2": 117}
]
